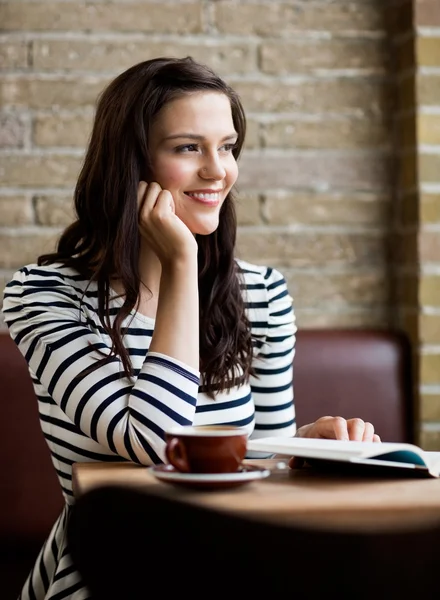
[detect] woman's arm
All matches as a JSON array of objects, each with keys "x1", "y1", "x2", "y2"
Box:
[
  {"x1": 246, "y1": 265, "x2": 296, "y2": 440},
  {"x1": 138, "y1": 181, "x2": 199, "y2": 370},
  {"x1": 245, "y1": 265, "x2": 380, "y2": 446},
  {"x1": 2, "y1": 266, "x2": 200, "y2": 466}
]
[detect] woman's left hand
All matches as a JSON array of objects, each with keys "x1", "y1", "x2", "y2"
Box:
[
  {"x1": 296, "y1": 416, "x2": 380, "y2": 443},
  {"x1": 288, "y1": 416, "x2": 380, "y2": 469}
]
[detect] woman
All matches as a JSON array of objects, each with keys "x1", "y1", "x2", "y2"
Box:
[{"x1": 2, "y1": 57, "x2": 379, "y2": 600}]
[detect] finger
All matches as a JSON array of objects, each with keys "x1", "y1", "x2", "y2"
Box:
[
  {"x1": 153, "y1": 189, "x2": 175, "y2": 216},
  {"x1": 139, "y1": 181, "x2": 162, "y2": 214},
  {"x1": 346, "y1": 418, "x2": 366, "y2": 441},
  {"x1": 373, "y1": 433, "x2": 381, "y2": 443},
  {"x1": 313, "y1": 416, "x2": 349, "y2": 441},
  {"x1": 288, "y1": 456, "x2": 305, "y2": 469},
  {"x1": 137, "y1": 180, "x2": 148, "y2": 209},
  {"x1": 361, "y1": 421, "x2": 375, "y2": 442}
]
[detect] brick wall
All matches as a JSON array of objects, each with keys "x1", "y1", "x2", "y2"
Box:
[
  {"x1": 9, "y1": 1, "x2": 440, "y2": 445},
  {"x1": 0, "y1": 0, "x2": 394, "y2": 331},
  {"x1": 413, "y1": 0, "x2": 440, "y2": 449},
  {"x1": 387, "y1": 0, "x2": 440, "y2": 448}
]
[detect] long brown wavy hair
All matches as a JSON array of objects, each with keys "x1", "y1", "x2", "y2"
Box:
[{"x1": 38, "y1": 57, "x2": 254, "y2": 397}]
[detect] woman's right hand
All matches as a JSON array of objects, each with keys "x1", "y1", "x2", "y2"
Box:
[{"x1": 137, "y1": 181, "x2": 197, "y2": 265}]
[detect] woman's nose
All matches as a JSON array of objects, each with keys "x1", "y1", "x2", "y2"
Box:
[{"x1": 199, "y1": 156, "x2": 226, "y2": 180}]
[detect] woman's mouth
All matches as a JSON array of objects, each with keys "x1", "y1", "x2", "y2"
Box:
[{"x1": 184, "y1": 191, "x2": 221, "y2": 206}]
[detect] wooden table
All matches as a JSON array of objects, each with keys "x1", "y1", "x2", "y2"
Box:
[{"x1": 72, "y1": 459, "x2": 440, "y2": 533}]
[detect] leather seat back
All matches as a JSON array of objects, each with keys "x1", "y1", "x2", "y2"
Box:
[{"x1": 294, "y1": 329, "x2": 413, "y2": 443}]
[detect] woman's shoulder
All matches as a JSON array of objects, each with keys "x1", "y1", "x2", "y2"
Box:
[
  {"x1": 2, "y1": 262, "x2": 97, "y2": 327},
  {"x1": 6, "y1": 262, "x2": 85, "y2": 289},
  {"x1": 235, "y1": 258, "x2": 288, "y2": 289},
  {"x1": 3, "y1": 263, "x2": 92, "y2": 304}
]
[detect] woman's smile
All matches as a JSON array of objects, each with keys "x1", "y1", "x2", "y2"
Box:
[{"x1": 184, "y1": 188, "x2": 224, "y2": 206}]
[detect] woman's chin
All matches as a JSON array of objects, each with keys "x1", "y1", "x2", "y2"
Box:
[{"x1": 186, "y1": 218, "x2": 220, "y2": 237}]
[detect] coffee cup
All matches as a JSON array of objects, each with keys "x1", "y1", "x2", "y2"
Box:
[{"x1": 165, "y1": 425, "x2": 248, "y2": 474}]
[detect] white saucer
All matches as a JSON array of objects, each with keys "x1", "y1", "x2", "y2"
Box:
[{"x1": 148, "y1": 464, "x2": 271, "y2": 490}]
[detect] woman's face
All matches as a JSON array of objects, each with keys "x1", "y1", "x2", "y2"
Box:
[{"x1": 148, "y1": 91, "x2": 239, "y2": 236}]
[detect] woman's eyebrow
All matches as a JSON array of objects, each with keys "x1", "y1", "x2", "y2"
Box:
[{"x1": 162, "y1": 133, "x2": 238, "y2": 142}]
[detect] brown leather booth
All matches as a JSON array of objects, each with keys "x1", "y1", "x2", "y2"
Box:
[
  {"x1": 294, "y1": 329, "x2": 413, "y2": 443},
  {"x1": 0, "y1": 329, "x2": 414, "y2": 598}
]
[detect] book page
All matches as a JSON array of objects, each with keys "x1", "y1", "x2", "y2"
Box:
[
  {"x1": 424, "y1": 451, "x2": 440, "y2": 474},
  {"x1": 247, "y1": 437, "x2": 427, "y2": 464}
]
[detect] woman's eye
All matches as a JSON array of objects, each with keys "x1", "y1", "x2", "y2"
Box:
[
  {"x1": 176, "y1": 144, "x2": 199, "y2": 153},
  {"x1": 220, "y1": 143, "x2": 237, "y2": 152}
]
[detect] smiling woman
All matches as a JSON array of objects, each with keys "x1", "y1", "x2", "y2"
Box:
[{"x1": 1, "y1": 56, "x2": 380, "y2": 600}]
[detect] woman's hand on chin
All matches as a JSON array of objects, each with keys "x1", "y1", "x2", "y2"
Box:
[{"x1": 289, "y1": 416, "x2": 381, "y2": 469}]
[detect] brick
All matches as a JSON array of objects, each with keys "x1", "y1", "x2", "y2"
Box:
[
  {"x1": 262, "y1": 191, "x2": 390, "y2": 227},
  {"x1": 0, "y1": 2, "x2": 202, "y2": 33},
  {"x1": 215, "y1": 2, "x2": 386, "y2": 35},
  {"x1": 418, "y1": 74, "x2": 440, "y2": 106},
  {"x1": 237, "y1": 152, "x2": 392, "y2": 192},
  {"x1": 419, "y1": 231, "x2": 440, "y2": 263},
  {"x1": 295, "y1": 307, "x2": 390, "y2": 329},
  {"x1": 420, "y1": 315, "x2": 440, "y2": 345},
  {"x1": 0, "y1": 112, "x2": 27, "y2": 148},
  {"x1": 235, "y1": 193, "x2": 262, "y2": 226},
  {"x1": 418, "y1": 114, "x2": 440, "y2": 146},
  {"x1": 420, "y1": 275, "x2": 440, "y2": 306},
  {"x1": 261, "y1": 39, "x2": 389, "y2": 75},
  {"x1": 0, "y1": 41, "x2": 28, "y2": 69},
  {"x1": 415, "y1": 0, "x2": 440, "y2": 26},
  {"x1": 234, "y1": 79, "x2": 393, "y2": 114},
  {"x1": 0, "y1": 155, "x2": 82, "y2": 187},
  {"x1": 0, "y1": 196, "x2": 34, "y2": 226},
  {"x1": 32, "y1": 39, "x2": 256, "y2": 75},
  {"x1": 418, "y1": 430, "x2": 440, "y2": 451},
  {"x1": 262, "y1": 118, "x2": 391, "y2": 150},
  {"x1": 420, "y1": 353, "x2": 440, "y2": 385},
  {"x1": 283, "y1": 270, "x2": 389, "y2": 309},
  {"x1": 417, "y1": 37, "x2": 440, "y2": 68},
  {"x1": 33, "y1": 113, "x2": 93, "y2": 147},
  {"x1": 34, "y1": 195, "x2": 75, "y2": 226},
  {"x1": 419, "y1": 154, "x2": 440, "y2": 184},
  {"x1": 243, "y1": 119, "x2": 260, "y2": 150},
  {"x1": 421, "y1": 194, "x2": 440, "y2": 223},
  {"x1": 420, "y1": 394, "x2": 440, "y2": 422},
  {"x1": 236, "y1": 230, "x2": 387, "y2": 268},
  {"x1": 0, "y1": 231, "x2": 59, "y2": 269},
  {"x1": 0, "y1": 77, "x2": 110, "y2": 109}
]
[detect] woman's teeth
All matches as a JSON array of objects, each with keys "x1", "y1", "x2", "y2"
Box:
[{"x1": 186, "y1": 192, "x2": 220, "y2": 201}]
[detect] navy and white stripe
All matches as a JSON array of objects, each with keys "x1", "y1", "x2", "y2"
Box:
[{"x1": 2, "y1": 258, "x2": 296, "y2": 600}]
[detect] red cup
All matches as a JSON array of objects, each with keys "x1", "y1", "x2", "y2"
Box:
[{"x1": 165, "y1": 425, "x2": 248, "y2": 474}]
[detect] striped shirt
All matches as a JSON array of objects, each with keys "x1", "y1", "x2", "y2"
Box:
[{"x1": 2, "y1": 258, "x2": 296, "y2": 600}]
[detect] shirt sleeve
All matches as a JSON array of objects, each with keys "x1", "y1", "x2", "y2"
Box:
[
  {"x1": 2, "y1": 267, "x2": 200, "y2": 465},
  {"x1": 248, "y1": 267, "x2": 296, "y2": 440}
]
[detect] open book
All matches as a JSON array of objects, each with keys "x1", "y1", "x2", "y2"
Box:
[{"x1": 247, "y1": 437, "x2": 440, "y2": 478}]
